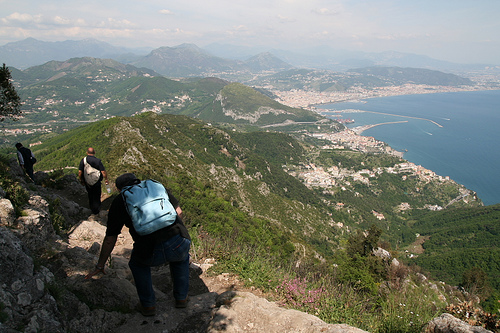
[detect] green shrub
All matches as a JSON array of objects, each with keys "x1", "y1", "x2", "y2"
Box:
[
  {"x1": 0, "y1": 155, "x2": 30, "y2": 216},
  {"x1": 49, "y1": 198, "x2": 66, "y2": 234}
]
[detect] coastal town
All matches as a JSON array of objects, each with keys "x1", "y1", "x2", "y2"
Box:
[
  {"x1": 270, "y1": 84, "x2": 483, "y2": 209},
  {"x1": 283, "y1": 125, "x2": 477, "y2": 212},
  {"x1": 272, "y1": 82, "x2": 492, "y2": 109}
]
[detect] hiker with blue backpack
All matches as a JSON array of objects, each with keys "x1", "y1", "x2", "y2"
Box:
[{"x1": 85, "y1": 173, "x2": 191, "y2": 316}]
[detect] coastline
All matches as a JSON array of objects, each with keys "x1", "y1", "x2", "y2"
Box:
[
  {"x1": 273, "y1": 84, "x2": 500, "y2": 110},
  {"x1": 317, "y1": 90, "x2": 500, "y2": 205}
]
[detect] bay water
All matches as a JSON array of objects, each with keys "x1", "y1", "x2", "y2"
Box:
[{"x1": 322, "y1": 90, "x2": 500, "y2": 206}]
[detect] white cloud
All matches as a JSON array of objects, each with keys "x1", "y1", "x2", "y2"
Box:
[
  {"x1": 159, "y1": 9, "x2": 173, "y2": 15},
  {"x1": 312, "y1": 7, "x2": 341, "y2": 16},
  {"x1": 1, "y1": 12, "x2": 42, "y2": 25},
  {"x1": 277, "y1": 15, "x2": 295, "y2": 23},
  {"x1": 102, "y1": 18, "x2": 135, "y2": 29},
  {"x1": 53, "y1": 16, "x2": 72, "y2": 25}
]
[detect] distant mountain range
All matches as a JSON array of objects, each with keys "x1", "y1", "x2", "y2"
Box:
[
  {"x1": 0, "y1": 38, "x2": 149, "y2": 69},
  {"x1": 246, "y1": 67, "x2": 473, "y2": 92},
  {"x1": 1, "y1": 38, "x2": 495, "y2": 73},
  {"x1": 130, "y1": 43, "x2": 293, "y2": 77},
  {"x1": 204, "y1": 43, "x2": 498, "y2": 72},
  {"x1": 349, "y1": 66, "x2": 473, "y2": 86}
]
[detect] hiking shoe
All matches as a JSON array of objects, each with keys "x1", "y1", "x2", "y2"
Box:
[
  {"x1": 135, "y1": 303, "x2": 156, "y2": 316},
  {"x1": 175, "y1": 297, "x2": 189, "y2": 308}
]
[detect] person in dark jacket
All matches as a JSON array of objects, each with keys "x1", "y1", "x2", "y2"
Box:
[
  {"x1": 85, "y1": 173, "x2": 191, "y2": 316},
  {"x1": 15, "y1": 142, "x2": 36, "y2": 181},
  {"x1": 78, "y1": 147, "x2": 109, "y2": 215}
]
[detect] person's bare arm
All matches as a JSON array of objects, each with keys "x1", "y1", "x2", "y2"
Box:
[
  {"x1": 101, "y1": 170, "x2": 109, "y2": 184},
  {"x1": 85, "y1": 235, "x2": 118, "y2": 279}
]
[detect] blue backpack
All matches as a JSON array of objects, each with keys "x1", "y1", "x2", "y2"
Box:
[{"x1": 121, "y1": 179, "x2": 177, "y2": 236}]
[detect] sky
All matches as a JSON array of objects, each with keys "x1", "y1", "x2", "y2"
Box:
[{"x1": 1, "y1": 0, "x2": 499, "y2": 65}]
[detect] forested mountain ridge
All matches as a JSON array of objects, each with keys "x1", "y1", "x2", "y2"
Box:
[
  {"x1": 130, "y1": 44, "x2": 293, "y2": 77},
  {"x1": 14, "y1": 57, "x2": 159, "y2": 87},
  {"x1": 131, "y1": 43, "x2": 242, "y2": 77},
  {"x1": 194, "y1": 82, "x2": 325, "y2": 125},
  {"x1": 246, "y1": 67, "x2": 473, "y2": 93},
  {"x1": 408, "y1": 205, "x2": 500, "y2": 296},
  {"x1": 31, "y1": 112, "x2": 481, "y2": 249},
  {"x1": 350, "y1": 66, "x2": 474, "y2": 86}
]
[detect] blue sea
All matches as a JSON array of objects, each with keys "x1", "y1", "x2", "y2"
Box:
[{"x1": 322, "y1": 90, "x2": 500, "y2": 206}]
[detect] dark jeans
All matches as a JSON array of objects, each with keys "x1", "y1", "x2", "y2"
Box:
[
  {"x1": 128, "y1": 234, "x2": 191, "y2": 307},
  {"x1": 86, "y1": 183, "x2": 101, "y2": 214}
]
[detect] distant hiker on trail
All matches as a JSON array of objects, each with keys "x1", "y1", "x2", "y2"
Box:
[
  {"x1": 15, "y1": 142, "x2": 36, "y2": 182},
  {"x1": 85, "y1": 173, "x2": 191, "y2": 316},
  {"x1": 78, "y1": 147, "x2": 108, "y2": 215}
]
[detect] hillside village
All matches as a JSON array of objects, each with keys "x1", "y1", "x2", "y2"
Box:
[{"x1": 285, "y1": 128, "x2": 476, "y2": 215}]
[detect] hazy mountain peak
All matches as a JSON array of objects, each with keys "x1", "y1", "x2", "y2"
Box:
[{"x1": 244, "y1": 52, "x2": 293, "y2": 72}]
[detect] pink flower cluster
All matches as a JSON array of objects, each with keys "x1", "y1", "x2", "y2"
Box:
[{"x1": 275, "y1": 277, "x2": 324, "y2": 309}]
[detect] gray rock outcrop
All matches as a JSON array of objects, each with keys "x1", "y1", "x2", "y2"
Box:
[
  {"x1": 0, "y1": 225, "x2": 62, "y2": 332},
  {"x1": 209, "y1": 291, "x2": 369, "y2": 333},
  {"x1": 424, "y1": 313, "x2": 493, "y2": 333}
]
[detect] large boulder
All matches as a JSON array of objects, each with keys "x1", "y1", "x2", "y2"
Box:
[
  {"x1": 30, "y1": 172, "x2": 92, "y2": 226},
  {"x1": 208, "y1": 291, "x2": 369, "y2": 333},
  {"x1": 68, "y1": 220, "x2": 107, "y2": 250},
  {"x1": 424, "y1": 313, "x2": 493, "y2": 333},
  {"x1": 0, "y1": 198, "x2": 15, "y2": 225},
  {"x1": 12, "y1": 194, "x2": 57, "y2": 254}
]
